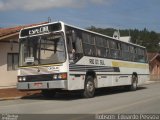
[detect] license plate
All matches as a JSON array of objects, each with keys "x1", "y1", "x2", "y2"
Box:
[{"x1": 34, "y1": 82, "x2": 42, "y2": 87}]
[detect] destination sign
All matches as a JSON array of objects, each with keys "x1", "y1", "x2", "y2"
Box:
[
  {"x1": 29, "y1": 26, "x2": 49, "y2": 35},
  {"x1": 20, "y1": 23, "x2": 61, "y2": 37}
]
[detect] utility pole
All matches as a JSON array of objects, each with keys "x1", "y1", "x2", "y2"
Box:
[{"x1": 48, "y1": 17, "x2": 51, "y2": 23}]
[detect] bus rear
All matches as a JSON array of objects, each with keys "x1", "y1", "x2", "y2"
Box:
[{"x1": 17, "y1": 22, "x2": 69, "y2": 96}]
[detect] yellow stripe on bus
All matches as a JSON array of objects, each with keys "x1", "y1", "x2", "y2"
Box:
[{"x1": 112, "y1": 61, "x2": 149, "y2": 69}]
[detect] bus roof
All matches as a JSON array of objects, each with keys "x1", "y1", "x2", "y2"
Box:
[
  {"x1": 20, "y1": 21, "x2": 146, "y2": 49},
  {"x1": 63, "y1": 22, "x2": 146, "y2": 49}
]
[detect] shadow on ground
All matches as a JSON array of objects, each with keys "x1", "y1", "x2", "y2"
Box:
[{"x1": 21, "y1": 86, "x2": 147, "y2": 101}]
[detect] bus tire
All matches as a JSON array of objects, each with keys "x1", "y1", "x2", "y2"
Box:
[
  {"x1": 83, "y1": 76, "x2": 95, "y2": 98},
  {"x1": 129, "y1": 75, "x2": 138, "y2": 91},
  {"x1": 41, "y1": 90, "x2": 56, "y2": 98}
]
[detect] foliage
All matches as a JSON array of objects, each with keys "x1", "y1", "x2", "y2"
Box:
[{"x1": 87, "y1": 26, "x2": 160, "y2": 52}]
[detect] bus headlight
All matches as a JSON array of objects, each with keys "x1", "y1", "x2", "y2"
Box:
[
  {"x1": 58, "y1": 74, "x2": 62, "y2": 79},
  {"x1": 18, "y1": 77, "x2": 22, "y2": 82},
  {"x1": 53, "y1": 73, "x2": 67, "y2": 80},
  {"x1": 18, "y1": 76, "x2": 26, "y2": 82},
  {"x1": 22, "y1": 77, "x2": 26, "y2": 81},
  {"x1": 53, "y1": 75, "x2": 58, "y2": 80}
]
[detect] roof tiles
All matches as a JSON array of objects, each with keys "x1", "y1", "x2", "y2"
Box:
[{"x1": 0, "y1": 22, "x2": 48, "y2": 38}]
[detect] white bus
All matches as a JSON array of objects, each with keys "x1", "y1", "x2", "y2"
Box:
[{"x1": 17, "y1": 21, "x2": 149, "y2": 98}]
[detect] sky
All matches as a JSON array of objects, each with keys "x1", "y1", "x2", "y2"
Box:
[{"x1": 0, "y1": 0, "x2": 160, "y2": 32}]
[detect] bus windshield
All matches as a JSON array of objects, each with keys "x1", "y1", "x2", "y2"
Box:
[{"x1": 19, "y1": 33, "x2": 66, "y2": 66}]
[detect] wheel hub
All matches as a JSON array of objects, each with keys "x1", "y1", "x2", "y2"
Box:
[{"x1": 87, "y1": 81, "x2": 94, "y2": 92}]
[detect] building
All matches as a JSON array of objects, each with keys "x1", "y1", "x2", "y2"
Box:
[
  {"x1": 0, "y1": 22, "x2": 47, "y2": 89},
  {"x1": 148, "y1": 52, "x2": 160, "y2": 81}
]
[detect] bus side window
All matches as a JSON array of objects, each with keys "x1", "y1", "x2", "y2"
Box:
[
  {"x1": 129, "y1": 46, "x2": 135, "y2": 61},
  {"x1": 137, "y1": 48, "x2": 146, "y2": 63},
  {"x1": 71, "y1": 37, "x2": 83, "y2": 61},
  {"x1": 67, "y1": 36, "x2": 73, "y2": 53},
  {"x1": 67, "y1": 36, "x2": 74, "y2": 62},
  {"x1": 110, "y1": 41, "x2": 120, "y2": 59},
  {"x1": 67, "y1": 29, "x2": 83, "y2": 62},
  {"x1": 75, "y1": 37, "x2": 83, "y2": 54}
]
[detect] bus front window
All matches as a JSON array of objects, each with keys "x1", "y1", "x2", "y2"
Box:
[{"x1": 19, "y1": 33, "x2": 66, "y2": 66}]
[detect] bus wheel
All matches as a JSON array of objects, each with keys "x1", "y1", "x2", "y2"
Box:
[
  {"x1": 41, "y1": 90, "x2": 56, "y2": 98},
  {"x1": 130, "y1": 75, "x2": 138, "y2": 91},
  {"x1": 83, "y1": 76, "x2": 95, "y2": 98}
]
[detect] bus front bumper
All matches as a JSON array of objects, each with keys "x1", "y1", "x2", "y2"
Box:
[{"x1": 17, "y1": 80, "x2": 67, "y2": 90}]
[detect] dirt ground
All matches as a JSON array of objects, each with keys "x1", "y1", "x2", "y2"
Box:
[{"x1": 0, "y1": 88, "x2": 40, "y2": 98}]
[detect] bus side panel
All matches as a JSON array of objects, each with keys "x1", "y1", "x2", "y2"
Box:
[
  {"x1": 96, "y1": 75, "x2": 113, "y2": 88},
  {"x1": 67, "y1": 72, "x2": 85, "y2": 90},
  {"x1": 111, "y1": 75, "x2": 132, "y2": 86},
  {"x1": 138, "y1": 75, "x2": 150, "y2": 85},
  {"x1": 112, "y1": 60, "x2": 150, "y2": 86}
]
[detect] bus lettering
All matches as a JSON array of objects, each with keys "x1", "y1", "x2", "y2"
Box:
[
  {"x1": 29, "y1": 26, "x2": 49, "y2": 35},
  {"x1": 89, "y1": 59, "x2": 105, "y2": 65},
  {"x1": 89, "y1": 59, "x2": 94, "y2": 64},
  {"x1": 100, "y1": 60, "x2": 105, "y2": 65},
  {"x1": 95, "y1": 59, "x2": 99, "y2": 65}
]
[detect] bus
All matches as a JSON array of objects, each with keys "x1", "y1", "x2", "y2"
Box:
[{"x1": 17, "y1": 21, "x2": 150, "y2": 98}]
